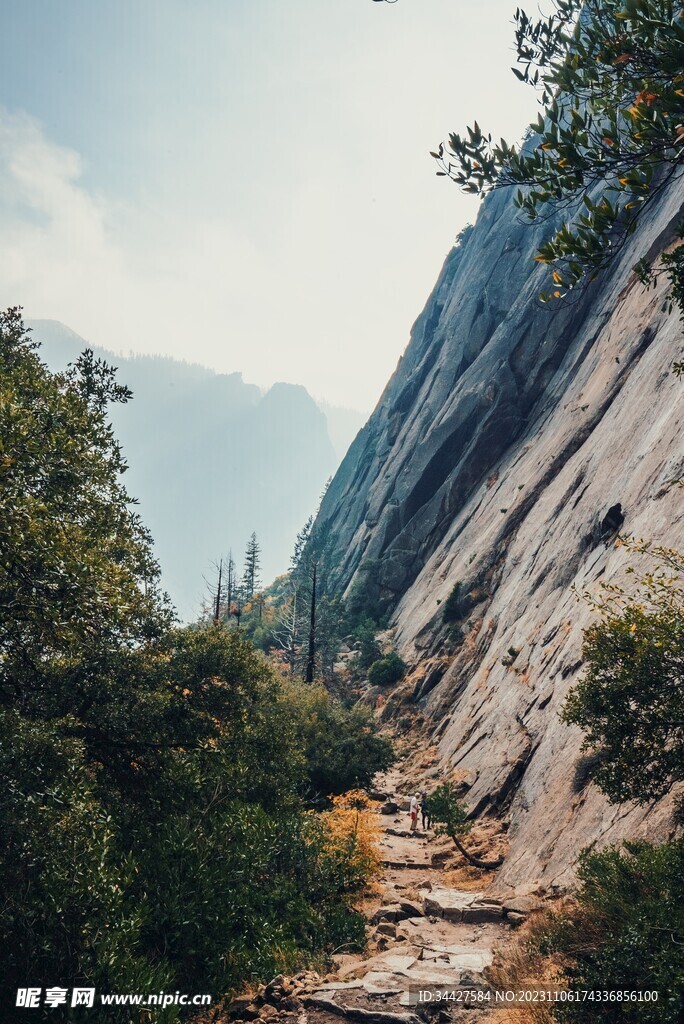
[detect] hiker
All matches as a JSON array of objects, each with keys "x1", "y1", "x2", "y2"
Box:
[
  {"x1": 409, "y1": 793, "x2": 420, "y2": 831},
  {"x1": 421, "y1": 790, "x2": 431, "y2": 831}
]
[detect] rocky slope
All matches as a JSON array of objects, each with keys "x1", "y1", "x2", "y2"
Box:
[{"x1": 316, "y1": 173, "x2": 684, "y2": 890}]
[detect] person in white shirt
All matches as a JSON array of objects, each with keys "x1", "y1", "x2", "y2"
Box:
[{"x1": 409, "y1": 794, "x2": 420, "y2": 831}]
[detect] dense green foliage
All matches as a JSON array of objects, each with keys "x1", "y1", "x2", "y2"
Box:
[
  {"x1": 538, "y1": 841, "x2": 684, "y2": 1022},
  {"x1": 434, "y1": 0, "x2": 684, "y2": 319},
  {"x1": 0, "y1": 311, "x2": 385, "y2": 1021},
  {"x1": 345, "y1": 559, "x2": 388, "y2": 627},
  {"x1": 563, "y1": 543, "x2": 684, "y2": 803},
  {"x1": 285, "y1": 683, "x2": 394, "y2": 801},
  {"x1": 367, "y1": 652, "x2": 406, "y2": 687},
  {"x1": 442, "y1": 582, "x2": 461, "y2": 623},
  {"x1": 535, "y1": 542, "x2": 684, "y2": 1018},
  {"x1": 352, "y1": 617, "x2": 382, "y2": 670}
]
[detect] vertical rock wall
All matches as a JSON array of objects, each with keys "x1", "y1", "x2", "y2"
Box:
[{"x1": 317, "y1": 172, "x2": 684, "y2": 887}]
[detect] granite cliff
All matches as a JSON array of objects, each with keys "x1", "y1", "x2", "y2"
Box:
[{"x1": 317, "y1": 173, "x2": 684, "y2": 890}]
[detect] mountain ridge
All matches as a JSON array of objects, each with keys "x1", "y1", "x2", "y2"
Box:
[{"x1": 30, "y1": 319, "x2": 363, "y2": 620}]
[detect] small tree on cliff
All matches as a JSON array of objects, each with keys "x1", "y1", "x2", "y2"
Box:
[
  {"x1": 563, "y1": 541, "x2": 684, "y2": 804},
  {"x1": 432, "y1": 0, "x2": 684, "y2": 326},
  {"x1": 427, "y1": 783, "x2": 504, "y2": 870}
]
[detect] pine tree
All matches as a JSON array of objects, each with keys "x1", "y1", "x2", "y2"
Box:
[{"x1": 242, "y1": 532, "x2": 262, "y2": 601}]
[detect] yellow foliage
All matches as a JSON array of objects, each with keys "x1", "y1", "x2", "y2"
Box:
[{"x1": 320, "y1": 790, "x2": 381, "y2": 891}]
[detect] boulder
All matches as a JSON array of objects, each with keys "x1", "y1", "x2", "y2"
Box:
[
  {"x1": 380, "y1": 801, "x2": 399, "y2": 815},
  {"x1": 228, "y1": 996, "x2": 260, "y2": 1020},
  {"x1": 371, "y1": 901, "x2": 422, "y2": 924},
  {"x1": 375, "y1": 922, "x2": 397, "y2": 938},
  {"x1": 263, "y1": 974, "x2": 292, "y2": 1004},
  {"x1": 461, "y1": 904, "x2": 504, "y2": 924},
  {"x1": 503, "y1": 895, "x2": 545, "y2": 914},
  {"x1": 422, "y1": 888, "x2": 481, "y2": 922},
  {"x1": 279, "y1": 996, "x2": 302, "y2": 1012},
  {"x1": 397, "y1": 900, "x2": 424, "y2": 919},
  {"x1": 371, "y1": 904, "x2": 405, "y2": 924},
  {"x1": 506, "y1": 911, "x2": 527, "y2": 926}
]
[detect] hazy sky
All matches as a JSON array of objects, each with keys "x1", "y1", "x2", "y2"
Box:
[{"x1": 0, "y1": 0, "x2": 539, "y2": 412}]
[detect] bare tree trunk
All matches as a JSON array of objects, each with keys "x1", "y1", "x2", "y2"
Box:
[
  {"x1": 305, "y1": 562, "x2": 317, "y2": 683},
  {"x1": 226, "y1": 552, "x2": 233, "y2": 623},
  {"x1": 450, "y1": 832, "x2": 504, "y2": 870},
  {"x1": 289, "y1": 589, "x2": 297, "y2": 674},
  {"x1": 213, "y1": 558, "x2": 223, "y2": 625}
]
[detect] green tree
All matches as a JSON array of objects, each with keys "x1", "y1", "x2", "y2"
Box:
[
  {"x1": 563, "y1": 542, "x2": 684, "y2": 804},
  {"x1": 353, "y1": 618, "x2": 382, "y2": 671},
  {"x1": 283, "y1": 681, "x2": 395, "y2": 801},
  {"x1": 433, "y1": 1, "x2": 684, "y2": 321},
  {"x1": 242, "y1": 531, "x2": 262, "y2": 600},
  {"x1": 0, "y1": 307, "x2": 171, "y2": 707},
  {"x1": 367, "y1": 651, "x2": 406, "y2": 687},
  {"x1": 536, "y1": 840, "x2": 684, "y2": 1023},
  {"x1": 427, "y1": 783, "x2": 504, "y2": 869},
  {"x1": 0, "y1": 311, "x2": 383, "y2": 1019},
  {"x1": 284, "y1": 513, "x2": 336, "y2": 683}
]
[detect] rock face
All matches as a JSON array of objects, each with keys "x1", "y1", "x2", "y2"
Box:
[{"x1": 317, "y1": 172, "x2": 684, "y2": 889}]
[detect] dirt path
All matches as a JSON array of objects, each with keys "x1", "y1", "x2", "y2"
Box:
[{"x1": 222, "y1": 769, "x2": 537, "y2": 1024}]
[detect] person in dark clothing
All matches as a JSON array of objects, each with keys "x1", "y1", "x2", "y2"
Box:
[{"x1": 421, "y1": 790, "x2": 431, "y2": 831}]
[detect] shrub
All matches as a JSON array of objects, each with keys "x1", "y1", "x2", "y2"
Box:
[
  {"x1": 563, "y1": 544, "x2": 684, "y2": 804},
  {"x1": 0, "y1": 311, "x2": 387, "y2": 1016},
  {"x1": 536, "y1": 840, "x2": 684, "y2": 1023},
  {"x1": 572, "y1": 749, "x2": 608, "y2": 794},
  {"x1": 282, "y1": 682, "x2": 395, "y2": 801},
  {"x1": 352, "y1": 617, "x2": 382, "y2": 670},
  {"x1": 319, "y1": 790, "x2": 381, "y2": 897},
  {"x1": 345, "y1": 560, "x2": 387, "y2": 626},
  {"x1": 442, "y1": 582, "x2": 462, "y2": 623},
  {"x1": 368, "y1": 652, "x2": 406, "y2": 687}
]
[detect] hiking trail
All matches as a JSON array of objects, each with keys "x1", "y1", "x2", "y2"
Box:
[{"x1": 219, "y1": 765, "x2": 545, "y2": 1024}]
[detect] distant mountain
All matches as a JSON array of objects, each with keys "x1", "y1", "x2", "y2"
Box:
[{"x1": 29, "y1": 319, "x2": 359, "y2": 620}]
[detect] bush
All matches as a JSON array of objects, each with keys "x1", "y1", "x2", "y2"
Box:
[
  {"x1": 352, "y1": 617, "x2": 382, "y2": 670},
  {"x1": 283, "y1": 682, "x2": 395, "y2": 800},
  {"x1": 442, "y1": 582, "x2": 462, "y2": 623},
  {"x1": 0, "y1": 311, "x2": 385, "y2": 1018},
  {"x1": 536, "y1": 840, "x2": 684, "y2": 1023},
  {"x1": 345, "y1": 560, "x2": 387, "y2": 627},
  {"x1": 368, "y1": 652, "x2": 406, "y2": 687},
  {"x1": 563, "y1": 545, "x2": 684, "y2": 804},
  {"x1": 572, "y1": 749, "x2": 608, "y2": 794}
]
